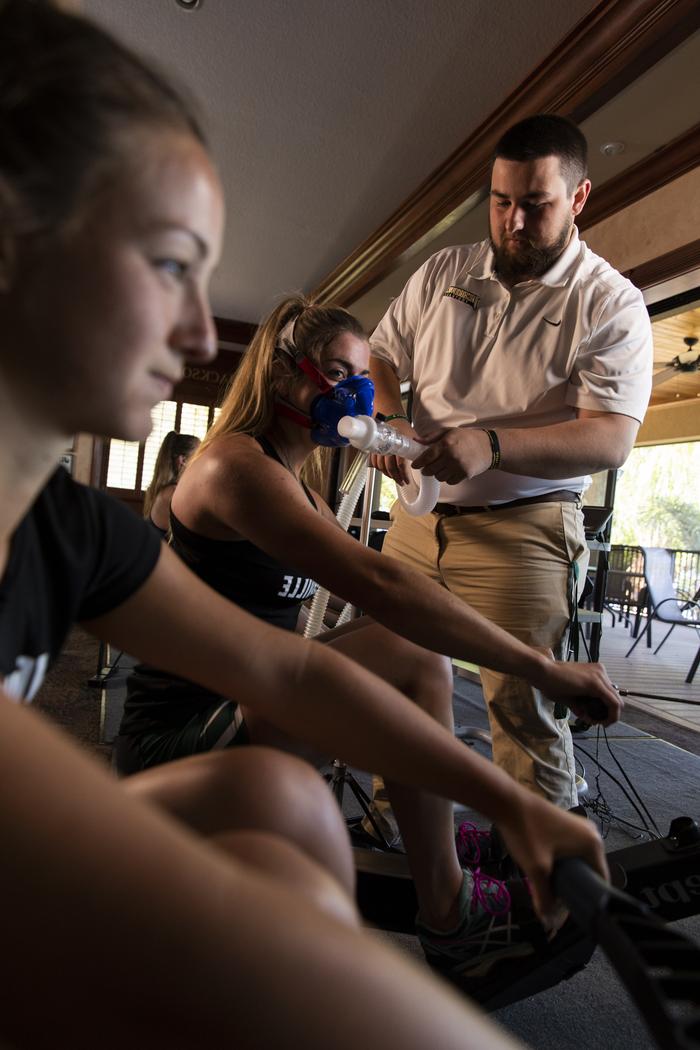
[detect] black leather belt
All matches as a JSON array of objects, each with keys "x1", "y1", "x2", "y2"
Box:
[{"x1": 433, "y1": 490, "x2": 580, "y2": 516}]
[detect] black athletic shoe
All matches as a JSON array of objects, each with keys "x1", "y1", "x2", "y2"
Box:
[{"x1": 417, "y1": 871, "x2": 538, "y2": 981}]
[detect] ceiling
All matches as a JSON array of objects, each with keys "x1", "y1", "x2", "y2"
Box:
[
  {"x1": 649, "y1": 304, "x2": 700, "y2": 407},
  {"x1": 81, "y1": 1, "x2": 700, "y2": 413},
  {"x1": 349, "y1": 26, "x2": 700, "y2": 330},
  {"x1": 83, "y1": 0, "x2": 601, "y2": 322}
]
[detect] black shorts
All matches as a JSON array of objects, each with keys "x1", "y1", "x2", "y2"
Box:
[{"x1": 115, "y1": 700, "x2": 250, "y2": 775}]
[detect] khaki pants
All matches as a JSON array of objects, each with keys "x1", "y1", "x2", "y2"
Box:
[{"x1": 383, "y1": 498, "x2": 588, "y2": 810}]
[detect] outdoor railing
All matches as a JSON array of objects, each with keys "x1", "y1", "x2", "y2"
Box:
[
  {"x1": 671, "y1": 548, "x2": 700, "y2": 600},
  {"x1": 592, "y1": 545, "x2": 700, "y2": 623}
]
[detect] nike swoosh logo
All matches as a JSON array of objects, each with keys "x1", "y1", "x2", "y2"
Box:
[{"x1": 543, "y1": 317, "x2": 562, "y2": 327}]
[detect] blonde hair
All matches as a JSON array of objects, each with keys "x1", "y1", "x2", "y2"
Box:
[
  {"x1": 143, "y1": 431, "x2": 199, "y2": 518},
  {"x1": 197, "y1": 294, "x2": 365, "y2": 457}
]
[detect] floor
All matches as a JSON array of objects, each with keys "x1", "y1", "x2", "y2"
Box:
[
  {"x1": 35, "y1": 630, "x2": 700, "y2": 1050},
  {"x1": 350, "y1": 677, "x2": 700, "y2": 1050},
  {"x1": 587, "y1": 606, "x2": 700, "y2": 732}
]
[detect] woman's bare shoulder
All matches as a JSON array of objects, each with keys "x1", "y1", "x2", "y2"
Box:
[
  {"x1": 173, "y1": 433, "x2": 279, "y2": 535},
  {"x1": 188, "y1": 433, "x2": 267, "y2": 483}
]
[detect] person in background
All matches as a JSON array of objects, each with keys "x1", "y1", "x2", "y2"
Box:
[
  {"x1": 143, "y1": 430, "x2": 200, "y2": 536},
  {"x1": 0, "y1": 3, "x2": 607, "y2": 1046}
]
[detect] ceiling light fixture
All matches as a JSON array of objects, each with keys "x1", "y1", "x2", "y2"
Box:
[
  {"x1": 600, "y1": 141, "x2": 626, "y2": 157},
  {"x1": 174, "y1": 0, "x2": 201, "y2": 10}
]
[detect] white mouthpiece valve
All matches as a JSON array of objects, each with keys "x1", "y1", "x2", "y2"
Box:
[{"x1": 337, "y1": 414, "x2": 376, "y2": 449}]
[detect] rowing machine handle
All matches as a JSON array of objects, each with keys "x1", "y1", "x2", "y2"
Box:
[
  {"x1": 576, "y1": 696, "x2": 608, "y2": 722},
  {"x1": 552, "y1": 857, "x2": 612, "y2": 930}
]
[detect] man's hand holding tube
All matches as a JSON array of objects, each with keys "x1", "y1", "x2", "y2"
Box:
[
  {"x1": 412, "y1": 426, "x2": 493, "y2": 483},
  {"x1": 368, "y1": 417, "x2": 418, "y2": 484},
  {"x1": 371, "y1": 424, "x2": 493, "y2": 486}
]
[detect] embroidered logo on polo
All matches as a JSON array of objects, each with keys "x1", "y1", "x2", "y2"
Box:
[{"x1": 443, "y1": 286, "x2": 480, "y2": 310}]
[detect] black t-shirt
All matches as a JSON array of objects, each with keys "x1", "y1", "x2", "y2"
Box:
[{"x1": 0, "y1": 467, "x2": 161, "y2": 701}]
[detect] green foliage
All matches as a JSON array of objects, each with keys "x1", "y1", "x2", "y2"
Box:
[{"x1": 611, "y1": 442, "x2": 700, "y2": 549}]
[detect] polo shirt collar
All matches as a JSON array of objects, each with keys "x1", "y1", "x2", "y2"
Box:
[
  {"x1": 462, "y1": 227, "x2": 582, "y2": 288},
  {"x1": 462, "y1": 242, "x2": 493, "y2": 282},
  {"x1": 536, "y1": 226, "x2": 581, "y2": 287}
]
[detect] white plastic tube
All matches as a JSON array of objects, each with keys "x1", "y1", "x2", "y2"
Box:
[
  {"x1": 303, "y1": 451, "x2": 369, "y2": 638},
  {"x1": 337, "y1": 415, "x2": 440, "y2": 516}
]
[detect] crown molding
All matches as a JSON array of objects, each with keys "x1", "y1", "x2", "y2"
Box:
[
  {"x1": 625, "y1": 237, "x2": 700, "y2": 290},
  {"x1": 311, "y1": 0, "x2": 700, "y2": 307}
]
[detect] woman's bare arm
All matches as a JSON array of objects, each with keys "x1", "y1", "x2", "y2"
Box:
[
  {"x1": 0, "y1": 693, "x2": 525, "y2": 1050},
  {"x1": 174, "y1": 436, "x2": 621, "y2": 722},
  {"x1": 83, "y1": 544, "x2": 609, "y2": 919}
]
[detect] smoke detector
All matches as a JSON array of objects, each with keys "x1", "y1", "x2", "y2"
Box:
[{"x1": 600, "y1": 141, "x2": 626, "y2": 157}]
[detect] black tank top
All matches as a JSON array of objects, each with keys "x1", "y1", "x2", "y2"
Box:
[
  {"x1": 120, "y1": 437, "x2": 321, "y2": 740},
  {"x1": 168, "y1": 436, "x2": 318, "y2": 630}
]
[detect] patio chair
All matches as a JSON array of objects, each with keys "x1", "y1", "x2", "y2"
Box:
[{"x1": 625, "y1": 546, "x2": 700, "y2": 683}]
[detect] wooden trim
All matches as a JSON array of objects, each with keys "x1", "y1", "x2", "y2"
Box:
[
  {"x1": 91, "y1": 436, "x2": 104, "y2": 488},
  {"x1": 311, "y1": 0, "x2": 700, "y2": 307},
  {"x1": 580, "y1": 123, "x2": 700, "y2": 231},
  {"x1": 214, "y1": 316, "x2": 257, "y2": 346},
  {"x1": 134, "y1": 441, "x2": 146, "y2": 494},
  {"x1": 624, "y1": 237, "x2": 700, "y2": 290}
]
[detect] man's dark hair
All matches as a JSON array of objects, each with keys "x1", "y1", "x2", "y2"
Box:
[{"x1": 493, "y1": 115, "x2": 588, "y2": 193}]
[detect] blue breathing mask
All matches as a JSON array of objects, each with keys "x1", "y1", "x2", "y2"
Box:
[{"x1": 310, "y1": 374, "x2": 375, "y2": 446}]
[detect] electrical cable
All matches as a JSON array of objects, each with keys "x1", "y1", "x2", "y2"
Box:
[
  {"x1": 571, "y1": 682, "x2": 693, "y2": 840},
  {"x1": 576, "y1": 734, "x2": 655, "y2": 835},
  {"x1": 580, "y1": 750, "x2": 653, "y2": 841},
  {"x1": 574, "y1": 737, "x2": 662, "y2": 840},
  {"x1": 615, "y1": 685, "x2": 700, "y2": 708},
  {"x1": 577, "y1": 631, "x2": 591, "y2": 662},
  {"x1": 581, "y1": 730, "x2": 618, "y2": 840},
  {"x1": 600, "y1": 726, "x2": 662, "y2": 837}
]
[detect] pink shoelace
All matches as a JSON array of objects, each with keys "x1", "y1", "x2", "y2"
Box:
[
  {"x1": 456, "y1": 820, "x2": 491, "y2": 866},
  {"x1": 470, "y1": 867, "x2": 512, "y2": 917}
]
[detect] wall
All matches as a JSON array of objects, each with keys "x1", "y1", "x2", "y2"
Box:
[
  {"x1": 583, "y1": 167, "x2": 700, "y2": 446},
  {"x1": 582, "y1": 167, "x2": 700, "y2": 275},
  {"x1": 637, "y1": 399, "x2": 700, "y2": 445}
]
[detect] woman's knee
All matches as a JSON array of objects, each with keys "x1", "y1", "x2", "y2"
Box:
[
  {"x1": 127, "y1": 746, "x2": 354, "y2": 893},
  {"x1": 211, "y1": 828, "x2": 358, "y2": 928},
  {"x1": 403, "y1": 647, "x2": 453, "y2": 714},
  {"x1": 124, "y1": 746, "x2": 324, "y2": 827},
  {"x1": 332, "y1": 624, "x2": 453, "y2": 715}
]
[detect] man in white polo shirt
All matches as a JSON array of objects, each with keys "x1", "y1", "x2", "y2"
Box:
[{"x1": 370, "y1": 114, "x2": 652, "y2": 811}]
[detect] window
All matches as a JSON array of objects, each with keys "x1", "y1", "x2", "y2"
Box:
[
  {"x1": 180, "y1": 402, "x2": 212, "y2": 440},
  {"x1": 104, "y1": 399, "x2": 220, "y2": 496},
  {"x1": 106, "y1": 439, "x2": 140, "y2": 490}
]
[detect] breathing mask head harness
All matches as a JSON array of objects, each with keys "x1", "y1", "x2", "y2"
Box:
[{"x1": 274, "y1": 314, "x2": 374, "y2": 447}]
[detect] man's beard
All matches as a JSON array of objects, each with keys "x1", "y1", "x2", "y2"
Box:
[{"x1": 491, "y1": 220, "x2": 572, "y2": 283}]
